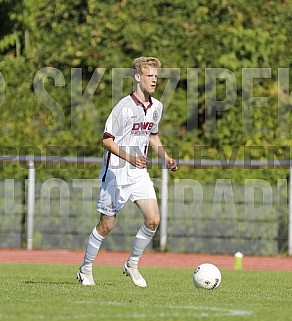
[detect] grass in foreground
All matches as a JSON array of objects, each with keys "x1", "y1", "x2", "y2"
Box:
[{"x1": 0, "y1": 263, "x2": 291, "y2": 321}]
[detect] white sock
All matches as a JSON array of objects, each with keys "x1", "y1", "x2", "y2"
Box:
[
  {"x1": 82, "y1": 228, "x2": 105, "y2": 272},
  {"x1": 127, "y1": 224, "x2": 156, "y2": 267}
]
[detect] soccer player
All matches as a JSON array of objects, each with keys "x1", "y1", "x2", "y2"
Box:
[{"x1": 77, "y1": 57, "x2": 177, "y2": 287}]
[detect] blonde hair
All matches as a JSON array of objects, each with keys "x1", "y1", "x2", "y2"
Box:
[{"x1": 132, "y1": 56, "x2": 161, "y2": 74}]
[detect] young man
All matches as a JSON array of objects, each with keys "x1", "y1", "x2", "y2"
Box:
[{"x1": 77, "y1": 57, "x2": 177, "y2": 287}]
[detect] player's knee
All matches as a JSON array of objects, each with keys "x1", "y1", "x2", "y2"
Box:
[
  {"x1": 146, "y1": 216, "x2": 160, "y2": 231},
  {"x1": 97, "y1": 215, "x2": 116, "y2": 236},
  {"x1": 154, "y1": 216, "x2": 160, "y2": 228},
  {"x1": 97, "y1": 223, "x2": 113, "y2": 236}
]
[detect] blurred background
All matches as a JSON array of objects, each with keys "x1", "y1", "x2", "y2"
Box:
[{"x1": 0, "y1": 0, "x2": 291, "y2": 255}]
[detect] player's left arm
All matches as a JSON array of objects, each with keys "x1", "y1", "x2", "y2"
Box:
[{"x1": 149, "y1": 133, "x2": 177, "y2": 171}]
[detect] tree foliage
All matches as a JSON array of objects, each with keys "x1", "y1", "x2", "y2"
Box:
[{"x1": 0, "y1": 0, "x2": 291, "y2": 181}]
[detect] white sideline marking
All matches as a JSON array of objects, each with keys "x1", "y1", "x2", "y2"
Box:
[{"x1": 62, "y1": 300, "x2": 253, "y2": 319}]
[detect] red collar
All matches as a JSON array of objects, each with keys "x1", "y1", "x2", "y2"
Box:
[{"x1": 130, "y1": 92, "x2": 153, "y2": 114}]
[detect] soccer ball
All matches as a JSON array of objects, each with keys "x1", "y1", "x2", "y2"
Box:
[{"x1": 193, "y1": 263, "x2": 222, "y2": 290}]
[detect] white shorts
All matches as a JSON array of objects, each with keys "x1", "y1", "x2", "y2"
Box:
[{"x1": 96, "y1": 174, "x2": 157, "y2": 216}]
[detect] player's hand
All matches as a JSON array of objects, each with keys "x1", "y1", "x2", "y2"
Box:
[
  {"x1": 166, "y1": 158, "x2": 177, "y2": 171},
  {"x1": 130, "y1": 155, "x2": 148, "y2": 169}
]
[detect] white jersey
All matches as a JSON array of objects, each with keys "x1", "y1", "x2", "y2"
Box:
[{"x1": 99, "y1": 93, "x2": 163, "y2": 185}]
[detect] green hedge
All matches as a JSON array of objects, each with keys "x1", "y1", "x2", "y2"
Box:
[{"x1": 0, "y1": 0, "x2": 291, "y2": 183}]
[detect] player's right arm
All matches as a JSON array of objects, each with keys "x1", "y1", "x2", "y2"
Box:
[{"x1": 102, "y1": 137, "x2": 148, "y2": 169}]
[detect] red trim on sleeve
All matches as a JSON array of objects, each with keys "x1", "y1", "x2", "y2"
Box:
[{"x1": 103, "y1": 132, "x2": 115, "y2": 139}]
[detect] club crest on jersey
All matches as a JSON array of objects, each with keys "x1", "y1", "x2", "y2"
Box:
[
  {"x1": 132, "y1": 122, "x2": 154, "y2": 135},
  {"x1": 153, "y1": 110, "x2": 159, "y2": 121}
]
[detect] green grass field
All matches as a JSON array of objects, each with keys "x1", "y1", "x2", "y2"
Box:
[{"x1": 0, "y1": 263, "x2": 291, "y2": 321}]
